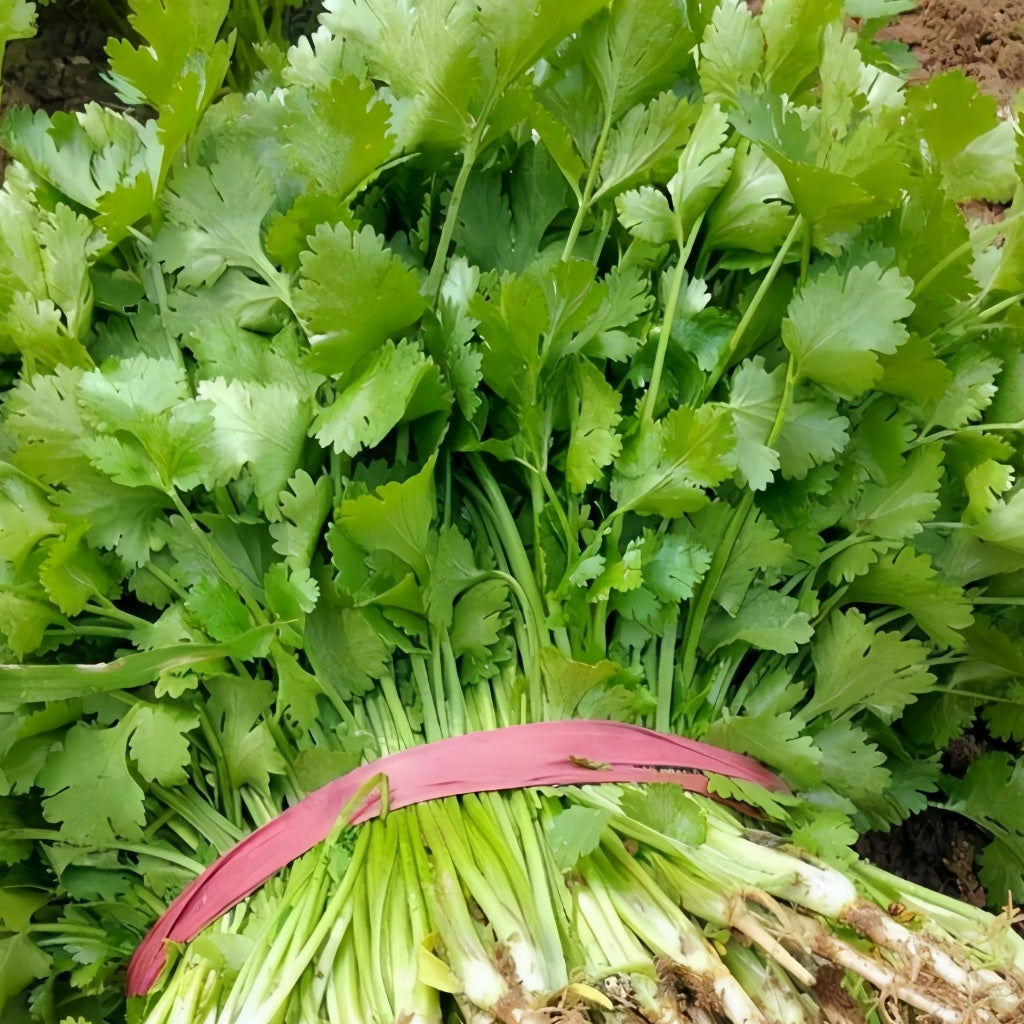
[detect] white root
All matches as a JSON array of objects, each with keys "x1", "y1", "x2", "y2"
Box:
[{"x1": 840, "y1": 900, "x2": 1024, "y2": 1018}]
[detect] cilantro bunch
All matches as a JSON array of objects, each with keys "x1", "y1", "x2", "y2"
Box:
[{"x1": 2, "y1": 0, "x2": 1024, "y2": 1021}]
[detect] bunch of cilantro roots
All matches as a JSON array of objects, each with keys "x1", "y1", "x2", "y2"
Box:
[{"x1": 3, "y1": 1, "x2": 1024, "y2": 1023}]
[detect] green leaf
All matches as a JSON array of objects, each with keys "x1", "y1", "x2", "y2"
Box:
[
  {"x1": 645, "y1": 526, "x2": 712, "y2": 603},
  {"x1": 78, "y1": 356, "x2": 221, "y2": 493},
  {"x1": 198, "y1": 378, "x2": 316, "y2": 518},
  {"x1": 697, "y1": 504, "x2": 791, "y2": 615},
  {"x1": 128, "y1": 703, "x2": 200, "y2": 786},
  {"x1": 321, "y1": 0, "x2": 482, "y2": 149},
  {"x1": 0, "y1": 106, "x2": 160, "y2": 241},
  {"x1": 473, "y1": 269, "x2": 546, "y2": 413},
  {"x1": 940, "y1": 122, "x2": 1017, "y2": 204},
  {"x1": 153, "y1": 148, "x2": 284, "y2": 293},
  {"x1": 0, "y1": 463, "x2": 59, "y2": 569},
  {"x1": 38, "y1": 526, "x2": 116, "y2": 617},
  {"x1": 619, "y1": 783, "x2": 706, "y2": 846},
  {"x1": 312, "y1": 342, "x2": 447, "y2": 456},
  {"x1": 806, "y1": 610, "x2": 935, "y2": 722},
  {"x1": 701, "y1": 587, "x2": 813, "y2": 655},
  {"x1": 845, "y1": 444, "x2": 943, "y2": 540},
  {"x1": 269, "y1": 471, "x2": 333, "y2": 568},
  {"x1": 592, "y1": 538, "x2": 644, "y2": 603},
  {"x1": 54, "y1": 469, "x2": 171, "y2": 567},
  {"x1": 280, "y1": 75, "x2": 395, "y2": 200},
  {"x1": 924, "y1": 348, "x2": 1001, "y2": 431},
  {"x1": 706, "y1": 709, "x2": 822, "y2": 790},
  {"x1": 0, "y1": 589, "x2": 62, "y2": 660},
  {"x1": 611, "y1": 405, "x2": 736, "y2": 517},
  {"x1": 0, "y1": 0, "x2": 35, "y2": 62},
  {"x1": 336, "y1": 457, "x2": 436, "y2": 580},
  {"x1": 105, "y1": 0, "x2": 232, "y2": 180},
  {"x1": 204, "y1": 676, "x2": 286, "y2": 793},
  {"x1": 731, "y1": 90, "x2": 907, "y2": 232},
  {"x1": 451, "y1": 578, "x2": 508, "y2": 661},
  {"x1": 974, "y1": 490, "x2": 1024, "y2": 554},
  {"x1": 184, "y1": 577, "x2": 253, "y2": 644},
  {"x1": 545, "y1": 804, "x2": 611, "y2": 871},
  {"x1": 728, "y1": 357, "x2": 848, "y2": 489},
  {"x1": 667, "y1": 103, "x2": 734, "y2": 235},
  {"x1": 295, "y1": 222, "x2": 427, "y2": 377},
  {"x1": 540, "y1": 647, "x2": 623, "y2": 718},
  {"x1": 944, "y1": 752, "x2": 1024, "y2": 902},
  {"x1": 760, "y1": 0, "x2": 842, "y2": 96},
  {"x1": 0, "y1": 933, "x2": 50, "y2": 1017},
  {"x1": 566, "y1": 362, "x2": 622, "y2": 493},
  {"x1": 594, "y1": 92, "x2": 697, "y2": 203},
  {"x1": 844, "y1": 548, "x2": 973, "y2": 648},
  {"x1": 305, "y1": 600, "x2": 392, "y2": 702},
  {"x1": 264, "y1": 564, "x2": 320, "y2": 631},
  {"x1": 38, "y1": 718, "x2": 146, "y2": 843},
  {"x1": 782, "y1": 263, "x2": 914, "y2": 399},
  {"x1": 422, "y1": 525, "x2": 481, "y2": 630},
  {"x1": 479, "y1": 0, "x2": 610, "y2": 113},
  {"x1": 811, "y1": 718, "x2": 892, "y2": 822},
  {"x1": 453, "y1": 146, "x2": 569, "y2": 273},
  {"x1": 423, "y1": 258, "x2": 484, "y2": 420},
  {"x1": 579, "y1": 0, "x2": 696, "y2": 120},
  {"x1": 906, "y1": 72, "x2": 1001, "y2": 167},
  {"x1": 876, "y1": 333, "x2": 953, "y2": 403},
  {"x1": 705, "y1": 140, "x2": 794, "y2": 256},
  {"x1": 616, "y1": 186, "x2": 677, "y2": 245},
  {"x1": 699, "y1": 0, "x2": 763, "y2": 108}
]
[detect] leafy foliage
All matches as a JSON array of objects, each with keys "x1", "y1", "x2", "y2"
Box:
[{"x1": 1, "y1": 0, "x2": 1023, "y2": 1019}]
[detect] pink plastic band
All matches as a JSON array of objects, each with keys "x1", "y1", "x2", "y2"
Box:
[{"x1": 126, "y1": 719, "x2": 782, "y2": 995}]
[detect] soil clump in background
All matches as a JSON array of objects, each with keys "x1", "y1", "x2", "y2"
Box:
[{"x1": 882, "y1": 0, "x2": 1024, "y2": 104}]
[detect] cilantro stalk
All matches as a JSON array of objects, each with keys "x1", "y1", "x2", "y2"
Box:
[
  {"x1": 700, "y1": 216, "x2": 805, "y2": 401},
  {"x1": 426, "y1": 140, "x2": 481, "y2": 300},
  {"x1": 678, "y1": 357, "x2": 798, "y2": 709},
  {"x1": 640, "y1": 216, "x2": 704, "y2": 425},
  {"x1": 562, "y1": 112, "x2": 614, "y2": 262}
]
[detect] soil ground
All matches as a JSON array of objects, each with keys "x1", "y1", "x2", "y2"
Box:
[
  {"x1": 881, "y1": 0, "x2": 1024, "y2": 106},
  {"x1": 1, "y1": 0, "x2": 1022, "y2": 914}
]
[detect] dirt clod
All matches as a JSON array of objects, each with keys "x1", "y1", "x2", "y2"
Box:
[{"x1": 881, "y1": 0, "x2": 1024, "y2": 103}]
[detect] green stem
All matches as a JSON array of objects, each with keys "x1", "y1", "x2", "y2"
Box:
[
  {"x1": 654, "y1": 610, "x2": 680, "y2": 733},
  {"x1": 379, "y1": 672, "x2": 418, "y2": 748},
  {"x1": 640, "y1": 217, "x2": 701, "y2": 424},
  {"x1": 466, "y1": 456, "x2": 548, "y2": 636},
  {"x1": 168, "y1": 490, "x2": 270, "y2": 628},
  {"x1": 426, "y1": 136, "x2": 481, "y2": 299},
  {"x1": 911, "y1": 419, "x2": 1024, "y2": 448},
  {"x1": 143, "y1": 561, "x2": 190, "y2": 602},
  {"x1": 562, "y1": 111, "x2": 614, "y2": 262},
  {"x1": 411, "y1": 654, "x2": 444, "y2": 743},
  {"x1": 440, "y1": 631, "x2": 469, "y2": 736},
  {"x1": 677, "y1": 489, "x2": 753, "y2": 693},
  {"x1": 150, "y1": 783, "x2": 244, "y2": 852},
  {"x1": 82, "y1": 598, "x2": 151, "y2": 629},
  {"x1": 913, "y1": 210, "x2": 1024, "y2": 299},
  {"x1": 700, "y1": 214, "x2": 804, "y2": 400},
  {"x1": 679, "y1": 359, "x2": 796, "y2": 693},
  {"x1": 975, "y1": 290, "x2": 1024, "y2": 323}
]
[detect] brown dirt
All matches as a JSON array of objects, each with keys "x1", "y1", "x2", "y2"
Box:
[
  {"x1": 2, "y1": 3, "x2": 117, "y2": 113},
  {"x1": 881, "y1": 0, "x2": 1024, "y2": 105},
  {"x1": 855, "y1": 813, "x2": 989, "y2": 908}
]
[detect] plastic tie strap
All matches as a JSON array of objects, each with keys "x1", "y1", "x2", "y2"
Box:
[{"x1": 127, "y1": 719, "x2": 783, "y2": 995}]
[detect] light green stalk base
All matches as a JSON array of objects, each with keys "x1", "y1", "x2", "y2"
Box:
[{"x1": 136, "y1": 764, "x2": 1024, "y2": 1024}]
